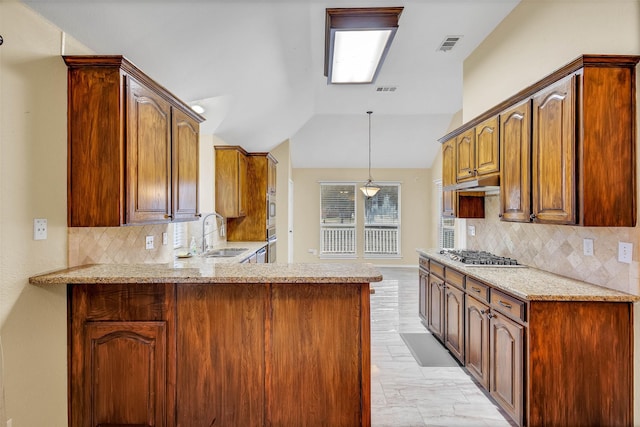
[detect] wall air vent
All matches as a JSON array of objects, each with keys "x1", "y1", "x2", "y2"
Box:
[
  {"x1": 376, "y1": 86, "x2": 398, "y2": 92},
  {"x1": 437, "y1": 35, "x2": 462, "y2": 52}
]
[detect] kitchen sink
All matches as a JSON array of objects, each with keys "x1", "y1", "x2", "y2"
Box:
[{"x1": 204, "y1": 248, "x2": 248, "y2": 258}]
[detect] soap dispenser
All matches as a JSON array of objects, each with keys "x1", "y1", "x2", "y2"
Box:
[{"x1": 189, "y1": 237, "x2": 198, "y2": 255}]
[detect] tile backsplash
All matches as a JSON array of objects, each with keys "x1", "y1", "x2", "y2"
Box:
[{"x1": 466, "y1": 195, "x2": 639, "y2": 295}]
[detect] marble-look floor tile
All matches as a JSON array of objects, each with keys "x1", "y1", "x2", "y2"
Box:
[{"x1": 371, "y1": 267, "x2": 516, "y2": 427}]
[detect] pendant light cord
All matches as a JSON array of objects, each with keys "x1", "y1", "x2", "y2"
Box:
[{"x1": 367, "y1": 111, "x2": 373, "y2": 180}]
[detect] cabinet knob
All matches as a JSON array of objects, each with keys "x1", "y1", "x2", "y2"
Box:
[
  {"x1": 164, "y1": 214, "x2": 173, "y2": 219},
  {"x1": 487, "y1": 313, "x2": 496, "y2": 319},
  {"x1": 498, "y1": 213, "x2": 503, "y2": 218},
  {"x1": 468, "y1": 170, "x2": 473, "y2": 175},
  {"x1": 529, "y1": 213, "x2": 536, "y2": 221},
  {"x1": 195, "y1": 213, "x2": 202, "y2": 218}
]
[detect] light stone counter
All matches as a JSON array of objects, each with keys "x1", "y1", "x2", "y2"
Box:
[
  {"x1": 29, "y1": 261, "x2": 382, "y2": 285},
  {"x1": 418, "y1": 248, "x2": 639, "y2": 302}
]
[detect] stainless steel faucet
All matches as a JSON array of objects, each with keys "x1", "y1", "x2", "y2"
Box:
[{"x1": 201, "y1": 212, "x2": 225, "y2": 253}]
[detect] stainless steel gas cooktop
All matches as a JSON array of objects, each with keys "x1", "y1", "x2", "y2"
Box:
[{"x1": 439, "y1": 249, "x2": 525, "y2": 267}]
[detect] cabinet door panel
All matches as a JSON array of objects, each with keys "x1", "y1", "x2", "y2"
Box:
[
  {"x1": 427, "y1": 274, "x2": 445, "y2": 341},
  {"x1": 490, "y1": 314, "x2": 524, "y2": 426},
  {"x1": 465, "y1": 296, "x2": 489, "y2": 388},
  {"x1": 500, "y1": 100, "x2": 531, "y2": 222},
  {"x1": 127, "y1": 77, "x2": 172, "y2": 224},
  {"x1": 456, "y1": 129, "x2": 475, "y2": 181},
  {"x1": 441, "y1": 139, "x2": 456, "y2": 217},
  {"x1": 475, "y1": 116, "x2": 499, "y2": 176},
  {"x1": 172, "y1": 109, "x2": 199, "y2": 221},
  {"x1": 532, "y1": 75, "x2": 576, "y2": 224},
  {"x1": 444, "y1": 285, "x2": 464, "y2": 363},
  {"x1": 418, "y1": 270, "x2": 428, "y2": 321},
  {"x1": 84, "y1": 321, "x2": 167, "y2": 427}
]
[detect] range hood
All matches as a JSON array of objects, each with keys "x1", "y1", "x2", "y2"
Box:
[{"x1": 443, "y1": 174, "x2": 500, "y2": 192}]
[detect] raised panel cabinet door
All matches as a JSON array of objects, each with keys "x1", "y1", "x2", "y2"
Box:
[
  {"x1": 427, "y1": 273, "x2": 445, "y2": 341},
  {"x1": 490, "y1": 313, "x2": 524, "y2": 426},
  {"x1": 444, "y1": 284, "x2": 464, "y2": 363},
  {"x1": 475, "y1": 116, "x2": 499, "y2": 176},
  {"x1": 418, "y1": 270, "x2": 428, "y2": 321},
  {"x1": 532, "y1": 75, "x2": 576, "y2": 224},
  {"x1": 465, "y1": 295, "x2": 490, "y2": 389},
  {"x1": 126, "y1": 77, "x2": 172, "y2": 224},
  {"x1": 441, "y1": 138, "x2": 456, "y2": 217},
  {"x1": 215, "y1": 147, "x2": 248, "y2": 218},
  {"x1": 172, "y1": 109, "x2": 199, "y2": 221},
  {"x1": 500, "y1": 100, "x2": 532, "y2": 223},
  {"x1": 82, "y1": 321, "x2": 168, "y2": 427},
  {"x1": 456, "y1": 128, "x2": 476, "y2": 181}
]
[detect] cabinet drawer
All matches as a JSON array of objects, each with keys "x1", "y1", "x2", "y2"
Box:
[
  {"x1": 445, "y1": 268, "x2": 465, "y2": 290},
  {"x1": 419, "y1": 256, "x2": 429, "y2": 271},
  {"x1": 430, "y1": 260, "x2": 445, "y2": 279},
  {"x1": 466, "y1": 277, "x2": 489, "y2": 303},
  {"x1": 491, "y1": 290, "x2": 526, "y2": 322}
]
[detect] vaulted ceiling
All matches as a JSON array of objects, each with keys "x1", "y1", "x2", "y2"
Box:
[{"x1": 22, "y1": 0, "x2": 520, "y2": 168}]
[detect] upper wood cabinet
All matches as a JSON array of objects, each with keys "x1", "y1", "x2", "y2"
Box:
[
  {"x1": 226, "y1": 152, "x2": 278, "y2": 241},
  {"x1": 500, "y1": 100, "x2": 531, "y2": 223},
  {"x1": 441, "y1": 138, "x2": 456, "y2": 218},
  {"x1": 456, "y1": 116, "x2": 499, "y2": 182},
  {"x1": 442, "y1": 54, "x2": 639, "y2": 227},
  {"x1": 215, "y1": 146, "x2": 248, "y2": 218},
  {"x1": 64, "y1": 55, "x2": 204, "y2": 226}
]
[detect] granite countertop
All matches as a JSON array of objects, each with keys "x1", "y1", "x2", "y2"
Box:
[
  {"x1": 418, "y1": 249, "x2": 639, "y2": 302},
  {"x1": 29, "y1": 245, "x2": 383, "y2": 286}
]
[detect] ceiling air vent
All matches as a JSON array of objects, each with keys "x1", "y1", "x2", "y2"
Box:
[
  {"x1": 376, "y1": 86, "x2": 398, "y2": 92},
  {"x1": 437, "y1": 35, "x2": 462, "y2": 52}
]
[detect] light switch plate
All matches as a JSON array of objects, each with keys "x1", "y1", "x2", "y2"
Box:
[
  {"x1": 145, "y1": 235, "x2": 154, "y2": 250},
  {"x1": 33, "y1": 218, "x2": 47, "y2": 240},
  {"x1": 583, "y1": 238, "x2": 594, "y2": 256},
  {"x1": 618, "y1": 242, "x2": 632, "y2": 264}
]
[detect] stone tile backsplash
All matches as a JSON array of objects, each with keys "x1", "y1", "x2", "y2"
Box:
[{"x1": 466, "y1": 195, "x2": 639, "y2": 295}]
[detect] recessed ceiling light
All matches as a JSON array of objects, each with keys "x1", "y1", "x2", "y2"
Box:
[{"x1": 191, "y1": 104, "x2": 205, "y2": 114}]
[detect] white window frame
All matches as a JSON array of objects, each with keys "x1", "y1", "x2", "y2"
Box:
[{"x1": 435, "y1": 179, "x2": 455, "y2": 249}]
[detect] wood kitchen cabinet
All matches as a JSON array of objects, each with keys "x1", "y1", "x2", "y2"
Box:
[
  {"x1": 215, "y1": 146, "x2": 248, "y2": 218},
  {"x1": 69, "y1": 284, "x2": 175, "y2": 427},
  {"x1": 226, "y1": 152, "x2": 278, "y2": 241},
  {"x1": 64, "y1": 55, "x2": 204, "y2": 226},
  {"x1": 441, "y1": 138, "x2": 456, "y2": 218},
  {"x1": 456, "y1": 116, "x2": 499, "y2": 182},
  {"x1": 420, "y1": 252, "x2": 634, "y2": 427},
  {"x1": 500, "y1": 100, "x2": 531, "y2": 222}
]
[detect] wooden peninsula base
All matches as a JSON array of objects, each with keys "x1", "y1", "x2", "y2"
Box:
[{"x1": 31, "y1": 263, "x2": 382, "y2": 427}]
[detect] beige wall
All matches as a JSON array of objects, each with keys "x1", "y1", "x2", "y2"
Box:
[
  {"x1": 292, "y1": 168, "x2": 431, "y2": 265},
  {"x1": 0, "y1": 2, "x2": 92, "y2": 426},
  {"x1": 455, "y1": 0, "x2": 640, "y2": 422}
]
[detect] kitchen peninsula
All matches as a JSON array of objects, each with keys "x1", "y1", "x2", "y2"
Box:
[{"x1": 30, "y1": 262, "x2": 382, "y2": 427}]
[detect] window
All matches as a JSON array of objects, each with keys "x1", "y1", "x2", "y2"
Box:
[
  {"x1": 364, "y1": 184, "x2": 400, "y2": 256},
  {"x1": 435, "y1": 179, "x2": 455, "y2": 249},
  {"x1": 174, "y1": 222, "x2": 187, "y2": 249},
  {"x1": 320, "y1": 184, "x2": 357, "y2": 256},
  {"x1": 320, "y1": 182, "x2": 401, "y2": 258}
]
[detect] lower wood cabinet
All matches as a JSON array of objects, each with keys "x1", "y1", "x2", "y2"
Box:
[
  {"x1": 418, "y1": 255, "x2": 634, "y2": 427},
  {"x1": 444, "y1": 284, "x2": 465, "y2": 363},
  {"x1": 69, "y1": 281, "x2": 371, "y2": 427}
]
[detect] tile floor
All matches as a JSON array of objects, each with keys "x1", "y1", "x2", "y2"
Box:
[{"x1": 370, "y1": 266, "x2": 516, "y2": 427}]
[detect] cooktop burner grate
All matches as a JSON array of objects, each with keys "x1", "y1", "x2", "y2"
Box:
[{"x1": 440, "y1": 249, "x2": 524, "y2": 267}]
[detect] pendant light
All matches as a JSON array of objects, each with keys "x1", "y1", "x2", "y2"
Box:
[{"x1": 360, "y1": 111, "x2": 380, "y2": 198}]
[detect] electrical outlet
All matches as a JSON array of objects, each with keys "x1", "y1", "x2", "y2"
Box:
[
  {"x1": 33, "y1": 218, "x2": 47, "y2": 240},
  {"x1": 468, "y1": 225, "x2": 476, "y2": 236},
  {"x1": 583, "y1": 238, "x2": 594, "y2": 256},
  {"x1": 145, "y1": 235, "x2": 154, "y2": 250},
  {"x1": 618, "y1": 242, "x2": 632, "y2": 264},
  {"x1": 162, "y1": 232, "x2": 168, "y2": 245}
]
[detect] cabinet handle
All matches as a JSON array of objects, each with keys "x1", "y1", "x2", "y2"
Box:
[
  {"x1": 487, "y1": 312, "x2": 495, "y2": 319},
  {"x1": 498, "y1": 300, "x2": 513, "y2": 309},
  {"x1": 195, "y1": 213, "x2": 202, "y2": 218},
  {"x1": 468, "y1": 170, "x2": 473, "y2": 175},
  {"x1": 498, "y1": 213, "x2": 503, "y2": 218},
  {"x1": 164, "y1": 214, "x2": 173, "y2": 219},
  {"x1": 529, "y1": 213, "x2": 536, "y2": 221},
  {"x1": 480, "y1": 309, "x2": 488, "y2": 315},
  {"x1": 471, "y1": 287, "x2": 481, "y2": 293}
]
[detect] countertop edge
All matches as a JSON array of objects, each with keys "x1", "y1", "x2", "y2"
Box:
[{"x1": 417, "y1": 249, "x2": 640, "y2": 302}]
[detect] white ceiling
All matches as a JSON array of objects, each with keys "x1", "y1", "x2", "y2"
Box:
[{"x1": 22, "y1": 0, "x2": 520, "y2": 168}]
